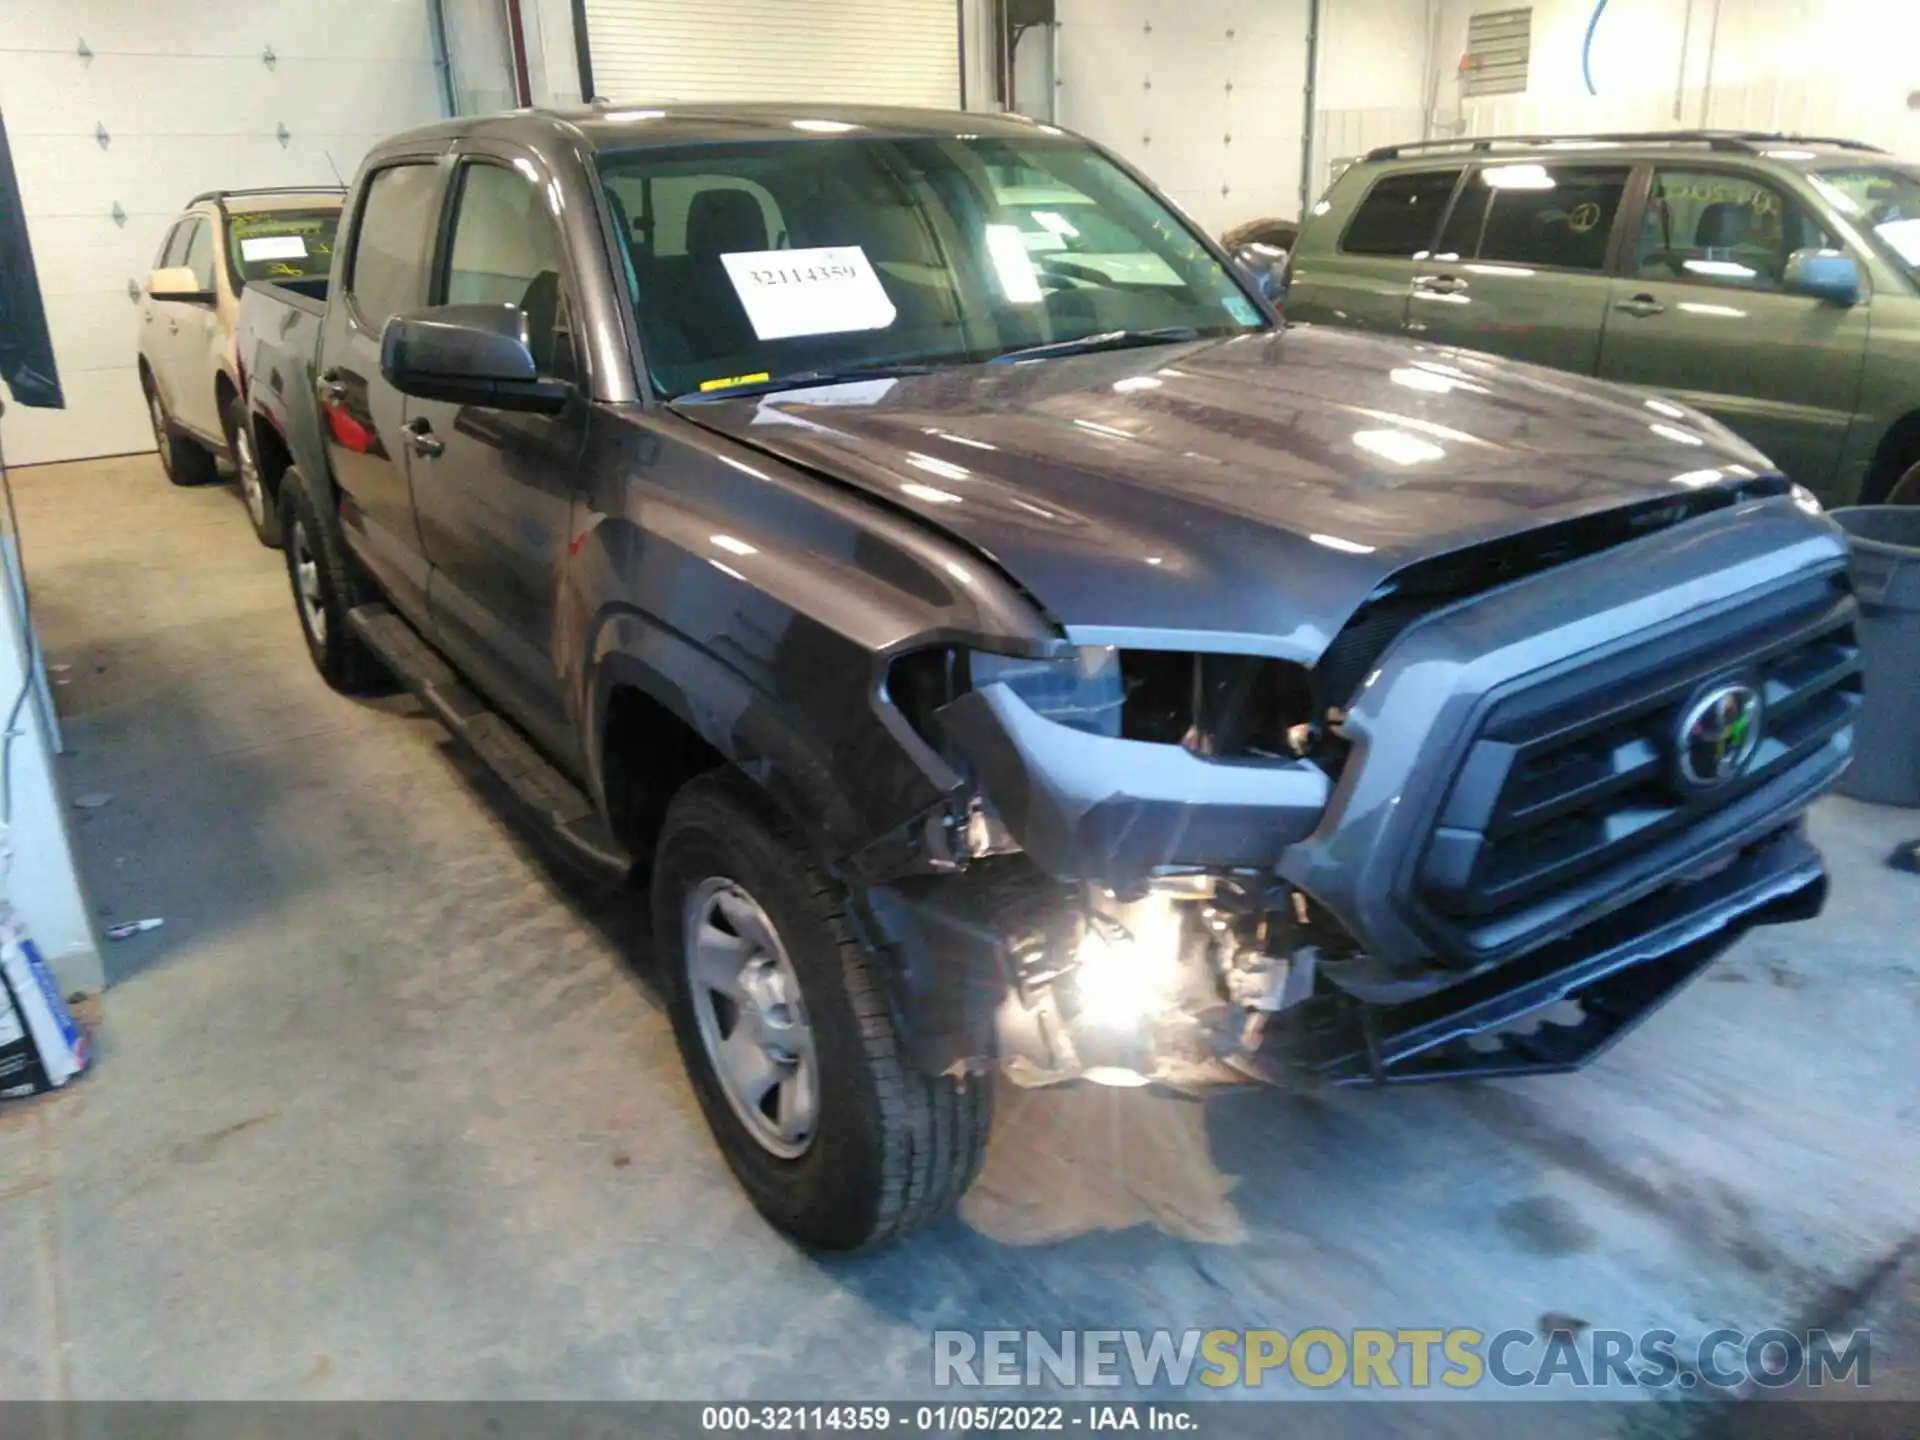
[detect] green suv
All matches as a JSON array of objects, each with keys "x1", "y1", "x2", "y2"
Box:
[{"x1": 1283, "y1": 131, "x2": 1920, "y2": 506}]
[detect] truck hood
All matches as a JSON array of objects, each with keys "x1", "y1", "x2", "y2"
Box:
[{"x1": 674, "y1": 326, "x2": 1778, "y2": 659}]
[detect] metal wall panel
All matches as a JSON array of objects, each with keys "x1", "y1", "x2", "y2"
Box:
[{"x1": 581, "y1": 0, "x2": 961, "y2": 107}]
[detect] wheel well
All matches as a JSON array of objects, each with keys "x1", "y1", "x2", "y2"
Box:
[
  {"x1": 601, "y1": 685, "x2": 727, "y2": 863},
  {"x1": 1863, "y1": 409, "x2": 1920, "y2": 504},
  {"x1": 250, "y1": 413, "x2": 293, "y2": 507},
  {"x1": 215, "y1": 372, "x2": 238, "y2": 430},
  {"x1": 138, "y1": 357, "x2": 155, "y2": 395}
]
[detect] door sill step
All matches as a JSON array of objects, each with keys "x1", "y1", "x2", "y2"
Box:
[{"x1": 347, "y1": 603, "x2": 633, "y2": 884}]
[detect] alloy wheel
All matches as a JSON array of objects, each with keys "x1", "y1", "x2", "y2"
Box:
[
  {"x1": 683, "y1": 876, "x2": 818, "y2": 1159},
  {"x1": 290, "y1": 519, "x2": 327, "y2": 647},
  {"x1": 235, "y1": 424, "x2": 266, "y2": 529}
]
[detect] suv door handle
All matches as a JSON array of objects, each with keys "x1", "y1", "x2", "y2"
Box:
[
  {"x1": 168, "y1": 319, "x2": 179, "y2": 334},
  {"x1": 403, "y1": 417, "x2": 444, "y2": 458},
  {"x1": 1415, "y1": 275, "x2": 1469, "y2": 294},
  {"x1": 1614, "y1": 294, "x2": 1667, "y2": 317}
]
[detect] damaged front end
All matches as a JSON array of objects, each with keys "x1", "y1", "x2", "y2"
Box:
[{"x1": 854, "y1": 495, "x2": 1861, "y2": 1093}]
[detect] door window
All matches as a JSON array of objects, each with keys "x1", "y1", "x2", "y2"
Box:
[
  {"x1": 347, "y1": 163, "x2": 442, "y2": 329},
  {"x1": 1633, "y1": 168, "x2": 1836, "y2": 291},
  {"x1": 1339, "y1": 169, "x2": 1462, "y2": 257},
  {"x1": 1434, "y1": 163, "x2": 1630, "y2": 270},
  {"x1": 443, "y1": 160, "x2": 574, "y2": 380},
  {"x1": 157, "y1": 220, "x2": 192, "y2": 269},
  {"x1": 179, "y1": 218, "x2": 216, "y2": 291}
]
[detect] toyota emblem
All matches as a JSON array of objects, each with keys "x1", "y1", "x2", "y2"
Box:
[{"x1": 1677, "y1": 682, "x2": 1763, "y2": 788}]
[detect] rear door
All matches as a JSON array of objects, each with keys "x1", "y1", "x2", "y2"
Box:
[
  {"x1": 142, "y1": 220, "x2": 192, "y2": 408},
  {"x1": 174, "y1": 216, "x2": 227, "y2": 438},
  {"x1": 1597, "y1": 164, "x2": 1871, "y2": 490},
  {"x1": 321, "y1": 155, "x2": 447, "y2": 623},
  {"x1": 1406, "y1": 160, "x2": 1633, "y2": 372},
  {"x1": 1285, "y1": 167, "x2": 1462, "y2": 335},
  {"x1": 406, "y1": 145, "x2": 589, "y2": 764}
]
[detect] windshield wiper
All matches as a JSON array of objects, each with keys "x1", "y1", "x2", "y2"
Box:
[
  {"x1": 679, "y1": 362, "x2": 942, "y2": 401},
  {"x1": 987, "y1": 327, "x2": 1203, "y2": 364}
]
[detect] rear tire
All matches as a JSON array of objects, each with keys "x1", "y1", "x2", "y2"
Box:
[
  {"x1": 226, "y1": 399, "x2": 282, "y2": 548},
  {"x1": 652, "y1": 774, "x2": 991, "y2": 1250},
  {"x1": 279, "y1": 468, "x2": 388, "y2": 694},
  {"x1": 145, "y1": 380, "x2": 217, "y2": 487}
]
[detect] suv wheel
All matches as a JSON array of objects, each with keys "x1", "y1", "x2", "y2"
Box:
[
  {"x1": 145, "y1": 381, "x2": 217, "y2": 487},
  {"x1": 226, "y1": 400, "x2": 282, "y2": 548},
  {"x1": 652, "y1": 775, "x2": 992, "y2": 1250},
  {"x1": 279, "y1": 468, "x2": 387, "y2": 693},
  {"x1": 1889, "y1": 460, "x2": 1920, "y2": 506}
]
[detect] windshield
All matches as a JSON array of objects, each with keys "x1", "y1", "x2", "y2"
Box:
[
  {"x1": 595, "y1": 135, "x2": 1267, "y2": 399},
  {"x1": 226, "y1": 208, "x2": 340, "y2": 285},
  {"x1": 1807, "y1": 164, "x2": 1920, "y2": 282}
]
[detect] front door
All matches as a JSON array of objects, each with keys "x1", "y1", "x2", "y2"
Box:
[
  {"x1": 172, "y1": 216, "x2": 225, "y2": 437},
  {"x1": 1597, "y1": 164, "x2": 1871, "y2": 491},
  {"x1": 406, "y1": 150, "x2": 588, "y2": 766},
  {"x1": 321, "y1": 157, "x2": 446, "y2": 621},
  {"x1": 1405, "y1": 160, "x2": 1632, "y2": 373}
]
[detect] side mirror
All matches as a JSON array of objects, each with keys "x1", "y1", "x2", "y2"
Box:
[
  {"x1": 148, "y1": 265, "x2": 213, "y2": 303},
  {"x1": 379, "y1": 304, "x2": 570, "y2": 413},
  {"x1": 1232, "y1": 242, "x2": 1289, "y2": 304},
  {"x1": 1783, "y1": 248, "x2": 1861, "y2": 306}
]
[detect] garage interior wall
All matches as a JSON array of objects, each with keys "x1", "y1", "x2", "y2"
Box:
[
  {"x1": 0, "y1": 1, "x2": 449, "y2": 468},
  {"x1": 1436, "y1": 0, "x2": 1920, "y2": 151},
  {"x1": 580, "y1": 0, "x2": 964, "y2": 107},
  {"x1": 1031, "y1": 0, "x2": 1437, "y2": 237}
]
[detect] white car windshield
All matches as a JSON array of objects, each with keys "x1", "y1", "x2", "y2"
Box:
[{"x1": 595, "y1": 134, "x2": 1267, "y2": 399}]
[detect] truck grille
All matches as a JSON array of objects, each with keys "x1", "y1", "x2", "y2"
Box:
[{"x1": 1417, "y1": 570, "x2": 1859, "y2": 959}]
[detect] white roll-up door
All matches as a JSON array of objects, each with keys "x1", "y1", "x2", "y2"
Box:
[{"x1": 583, "y1": 0, "x2": 961, "y2": 108}]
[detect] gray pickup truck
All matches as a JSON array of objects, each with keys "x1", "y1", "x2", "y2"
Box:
[{"x1": 238, "y1": 104, "x2": 1860, "y2": 1250}]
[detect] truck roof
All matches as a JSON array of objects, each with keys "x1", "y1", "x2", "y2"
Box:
[{"x1": 370, "y1": 102, "x2": 1060, "y2": 157}]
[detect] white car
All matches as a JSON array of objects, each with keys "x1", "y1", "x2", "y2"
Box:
[{"x1": 137, "y1": 186, "x2": 342, "y2": 544}]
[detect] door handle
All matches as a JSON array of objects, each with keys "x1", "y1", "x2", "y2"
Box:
[
  {"x1": 403, "y1": 417, "x2": 444, "y2": 458},
  {"x1": 1415, "y1": 275, "x2": 1469, "y2": 294},
  {"x1": 1614, "y1": 294, "x2": 1667, "y2": 317},
  {"x1": 168, "y1": 319, "x2": 179, "y2": 334}
]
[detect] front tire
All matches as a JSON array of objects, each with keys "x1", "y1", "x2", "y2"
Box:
[
  {"x1": 145, "y1": 380, "x2": 217, "y2": 487},
  {"x1": 279, "y1": 468, "x2": 387, "y2": 694},
  {"x1": 226, "y1": 399, "x2": 282, "y2": 548},
  {"x1": 652, "y1": 775, "x2": 992, "y2": 1250}
]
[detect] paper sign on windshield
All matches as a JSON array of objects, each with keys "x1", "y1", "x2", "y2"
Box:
[
  {"x1": 240, "y1": 235, "x2": 308, "y2": 261},
  {"x1": 720, "y1": 247, "x2": 897, "y2": 341}
]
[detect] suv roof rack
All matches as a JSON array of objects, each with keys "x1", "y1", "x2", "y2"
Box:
[
  {"x1": 1362, "y1": 130, "x2": 1886, "y2": 162},
  {"x1": 187, "y1": 185, "x2": 347, "y2": 206}
]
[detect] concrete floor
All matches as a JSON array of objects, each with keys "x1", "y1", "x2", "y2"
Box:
[{"x1": 3, "y1": 453, "x2": 1918, "y2": 1426}]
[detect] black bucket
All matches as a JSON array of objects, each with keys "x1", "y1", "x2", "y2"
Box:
[{"x1": 1831, "y1": 506, "x2": 1920, "y2": 807}]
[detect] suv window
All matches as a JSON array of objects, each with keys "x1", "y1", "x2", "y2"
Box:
[
  {"x1": 1340, "y1": 169, "x2": 1462, "y2": 257},
  {"x1": 157, "y1": 220, "x2": 192, "y2": 269},
  {"x1": 1435, "y1": 163, "x2": 1630, "y2": 270},
  {"x1": 443, "y1": 161, "x2": 572, "y2": 379},
  {"x1": 1634, "y1": 167, "x2": 1835, "y2": 291},
  {"x1": 180, "y1": 217, "x2": 216, "y2": 291},
  {"x1": 347, "y1": 163, "x2": 442, "y2": 329},
  {"x1": 228, "y1": 209, "x2": 340, "y2": 285}
]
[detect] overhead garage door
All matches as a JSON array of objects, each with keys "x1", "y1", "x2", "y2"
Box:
[
  {"x1": 0, "y1": 0, "x2": 445, "y2": 466},
  {"x1": 582, "y1": 0, "x2": 960, "y2": 108}
]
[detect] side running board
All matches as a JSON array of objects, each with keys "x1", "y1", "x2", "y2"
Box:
[{"x1": 347, "y1": 603, "x2": 633, "y2": 884}]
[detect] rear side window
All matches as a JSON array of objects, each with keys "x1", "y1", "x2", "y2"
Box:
[
  {"x1": 347, "y1": 163, "x2": 442, "y2": 329},
  {"x1": 1436, "y1": 163, "x2": 1631, "y2": 271},
  {"x1": 1340, "y1": 169, "x2": 1462, "y2": 257}
]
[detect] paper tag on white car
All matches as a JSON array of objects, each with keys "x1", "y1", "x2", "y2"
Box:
[
  {"x1": 239, "y1": 235, "x2": 308, "y2": 261},
  {"x1": 720, "y1": 247, "x2": 897, "y2": 341}
]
